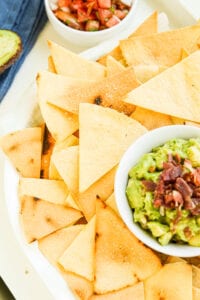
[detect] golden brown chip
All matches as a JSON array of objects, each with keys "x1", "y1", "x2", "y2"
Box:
[
  {"x1": 48, "y1": 56, "x2": 56, "y2": 73},
  {"x1": 47, "y1": 67, "x2": 138, "y2": 116},
  {"x1": 120, "y1": 24, "x2": 200, "y2": 67},
  {"x1": 90, "y1": 281, "x2": 144, "y2": 300},
  {"x1": 125, "y1": 50, "x2": 200, "y2": 122},
  {"x1": 94, "y1": 200, "x2": 161, "y2": 294},
  {"x1": 20, "y1": 195, "x2": 82, "y2": 243},
  {"x1": 19, "y1": 178, "x2": 69, "y2": 205},
  {"x1": 48, "y1": 40, "x2": 106, "y2": 79},
  {"x1": 0, "y1": 127, "x2": 42, "y2": 178},
  {"x1": 106, "y1": 56, "x2": 125, "y2": 76},
  {"x1": 58, "y1": 216, "x2": 96, "y2": 281},
  {"x1": 165, "y1": 256, "x2": 186, "y2": 264},
  {"x1": 79, "y1": 103, "x2": 147, "y2": 192},
  {"x1": 144, "y1": 262, "x2": 192, "y2": 300}
]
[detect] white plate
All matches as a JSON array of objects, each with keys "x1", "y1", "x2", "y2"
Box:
[{"x1": 0, "y1": 1, "x2": 199, "y2": 299}]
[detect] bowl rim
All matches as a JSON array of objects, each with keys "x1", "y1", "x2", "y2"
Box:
[
  {"x1": 44, "y1": 0, "x2": 138, "y2": 36},
  {"x1": 114, "y1": 125, "x2": 200, "y2": 257}
]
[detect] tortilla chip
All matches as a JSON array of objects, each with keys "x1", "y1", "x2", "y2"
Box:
[
  {"x1": 19, "y1": 178, "x2": 69, "y2": 205},
  {"x1": 181, "y1": 48, "x2": 189, "y2": 59},
  {"x1": 120, "y1": 24, "x2": 200, "y2": 67},
  {"x1": 37, "y1": 71, "x2": 79, "y2": 141},
  {"x1": 79, "y1": 103, "x2": 147, "y2": 192},
  {"x1": 52, "y1": 146, "x2": 78, "y2": 199},
  {"x1": 0, "y1": 127, "x2": 42, "y2": 178},
  {"x1": 98, "y1": 11, "x2": 158, "y2": 65},
  {"x1": 131, "y1": 107, "x2": 173, "y2": 130},
  {"x1": 66, "y1": 193, "x2": 80, "y2": 210},
  {"x1": 193, "y1": 265, "x2": 200, "y2": 288},
  {"x1": 193, "y1": 287, "x2": 200, "y2": 300},
  {"x1": 48, "y1": 40, "x2": 105, "y2": 80},
  {"x1": 78, "y1": 166, "x2": 116, "y2": 221},
  {"x1": 125, "y1": 50, "x2": 200, "y2": 122},
  {"x1": 90, "y1": 282, "x2": 144, "y2": 300},
  {"x1": 105, "y1": 193, "x2": 119, "y2": 216},
  {"x1": 40, "y1": 126, "x2": 55, "y2": 179},
  {"x1": 144, "y1": 262, "x2": 192, "y2": 300},
  {"x1": 165, "y1": 256, "x2": 186, "y2": 264},
  {"x1": 20, "y1": 195, "x2": 82, "y2": 243},
  {"x1": 59, "y1": 216, "x2": 96, "y2": 281},
  {"x1": 94, "y1": 200, "x2": 161, "y2": 294},
  {"x1": 47, "y1": 67, "x2": 138, "y2": 116},
  {"x1": 48, "y1": 56, "x2": 56, "y2": 73}
]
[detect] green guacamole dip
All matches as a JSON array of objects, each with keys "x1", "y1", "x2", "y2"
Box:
[{"x1": 126, "y1": 138, "x2": 200, "y2": 246}]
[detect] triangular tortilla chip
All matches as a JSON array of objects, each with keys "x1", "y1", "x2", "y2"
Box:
[
  {"x1": 133, "y1": 64, "x2": 167, "y2": 83},
  {"x1": 37, "y1": 71, "x2": 79, "y2": 141},
  {"x1": 65, "y1": 193, "x2": 80, "y2": 210},
  {"x1": 79, "y1": 103, "x2": 147, "y2": 192},
  {"x1": 105, "y1": 193, "x2": 119, "y2": 216},
  {"x1": 19, "y1": 178, "x2": 69, "y2": 205},
  {"x1": 38, "y1": 224, "x2": 93, "y2": 300},
  {"x1": 47, "y1": 67, "x2": 138, "y2": 116},
  {"x1": 52, "y1": 146, "x2": 78, "y2": 199},
  {"x1": 106, "y1": 56, "x2": 125, "y2": 76},
  {"x1": 131, "y1": 107, "x2": 173, "y2": 130},
  {"x1": 48, "y1": 40, "x2": 105, "y2": 80},
  {"x1": 125, "y1": 50, "x2": 200, "y2": 122},
  {"x1": 193, "y1": 287, "x2": 200, "y2": 300},
  {"x1": 0, "y1": 127, "x2": 42, "y2": 178},
  {"x1": 48, "y1": 55, "x2": 56, "y2": 73},
  {"x1": 78, "y1": 166, "x2": 116, "y2": 221},
  {"x1": 59, "y1": 216, "x2": 96, "y2": 281},
  {"x1": 94, "y1": 200, "x2": 161, "y2": 294},
  {"x1": 120, "y1": 24, "x2": 200, "y2": 67},
  {"x1": 90, "y1": 282, "x2": 144, "y2": 299},
  {"x1": 144, "y1": 262, "x2": 192, "y2": 300},
  {"x1": 20, "y1": 195, "x2": 82, "y2": 243},
  {"x1": 98, "y1": 11, "x2": 158, "y2": 65}
]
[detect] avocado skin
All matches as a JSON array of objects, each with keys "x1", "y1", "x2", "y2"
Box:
[{"x1": 0, "y1": 29, "x2": 22, "y2": 74}]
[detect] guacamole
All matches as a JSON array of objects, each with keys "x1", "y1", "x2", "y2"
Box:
[{"x1": 126, "y1": 138, "x2": 200, "y2": 246}]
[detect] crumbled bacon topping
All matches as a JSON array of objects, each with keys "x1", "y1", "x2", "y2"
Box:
[{"x1": 142, "y1": 154, "x2": 200, "y2": 216}]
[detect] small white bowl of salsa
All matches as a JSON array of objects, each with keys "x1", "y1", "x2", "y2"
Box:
[
  {"x1": 115, "y1": 125, "x2": 200, "y2": 257},
  {"x1": 44, "y1": 0, "x2": 138, "y2": 47}
]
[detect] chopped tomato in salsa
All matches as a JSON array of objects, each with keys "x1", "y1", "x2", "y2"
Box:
[{"x1": 51, "y1": 0, "x2": 131, "y2": 31}]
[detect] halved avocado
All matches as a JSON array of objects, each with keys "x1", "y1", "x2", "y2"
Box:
[{"x1": 0, "y1": 29, "x2": 22, "y2": 74}]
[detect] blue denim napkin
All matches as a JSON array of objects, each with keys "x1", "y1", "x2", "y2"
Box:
[{"x1": 0, "y1": 0, "x2": 47, "y2": 102}]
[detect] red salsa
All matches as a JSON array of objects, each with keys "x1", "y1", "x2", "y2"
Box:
[{"x1": 50, "y1": 0, "x2": 131, "y2": 31}]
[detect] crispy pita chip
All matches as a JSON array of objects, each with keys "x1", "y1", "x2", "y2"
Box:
[
  {"x1": 90, "y1": 282, "x2": 144, "y2": 300},
  {"x1": 19, "y1": 178, "x2": 69, "y2": 205},
  {"x1": 52, "y1": 146, "x2": 78, "y2": 199},
  {"x1": 48, "y1": 40, "x2": 105, "y2": 80},
  {"x1": 20, "y1": 195, "x2": 82, "y2": 243},
  {"x1": 125, "y1": 50, "x2": 200, "y2": 122},
  {"x1": 193, "y1": 287, "x2": 200, "y2": 300},
  {"x1": 0, "y1": 127, "x2": 42, "y2": 178},
  {"x1": 105, "y1": 193, "x2": 119, "y2": 216},
  {"x1": 78, "y1": 166, "x2": 116, "y2": 221},
  {"x1": 38, "y1": 224, "x2": 93, "y2": 300},
  {"x1": 48, "y1": 56, "x2": 56, "y2": 73},
  {"x1": 79, "y1": 103, "x2": 147, "y2": 192},
  {"x1": 106, "y1": 56, "x2": 125, "y2": 76},
  {"x1": 120, "y1": 24, "x2": 200, "y2": 67},
  {"x1": 37, "y1": 71, "x2": 79, "y2": 141},
  {"x1": 95, "y1": 200, "x2": 161, "y2": 294},
  {"x1": 59, "y1": 216, "x2": 96, "y2": 281},
  {"x1": 98, "y1": 11, "x2": 158, "y2": 65},
  {"x1": 131, "y1": 107, "x2": 173, "y2": 130},
  {"x1": 144, "y1": 262, "x2": 192, "y2": 300},
  {"x1": 47, "y1": 67, "x2": 138, "y2": 116}
]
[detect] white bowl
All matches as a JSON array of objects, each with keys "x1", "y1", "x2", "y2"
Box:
[
  {"x1": 115, "y1": 125, "x2": 200, "y2": 257},
  {"x1": 44, "y1": 0, "x2": 138, "y2": 47}
]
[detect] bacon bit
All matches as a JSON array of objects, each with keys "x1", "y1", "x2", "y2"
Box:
[{"x1": 142, "y1": 180, "x2": 157, "y2": 192}]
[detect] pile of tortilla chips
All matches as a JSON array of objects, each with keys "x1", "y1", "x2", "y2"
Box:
[{"x1": 1, "y1": 11, "x2": 200, "y2": 300}]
